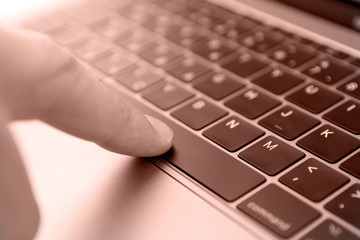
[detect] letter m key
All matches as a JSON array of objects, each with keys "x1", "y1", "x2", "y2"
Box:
[{"x1": 263, "y1": 141, "x2": 278, "y2": 151}]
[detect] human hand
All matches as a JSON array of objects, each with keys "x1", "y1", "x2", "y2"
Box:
[{"x1": 0, "y1": 26, "x2": 173, "y2": 239}]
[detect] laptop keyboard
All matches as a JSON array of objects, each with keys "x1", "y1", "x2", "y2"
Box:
[{"x1": 23, "y1": 0, "x2": 360, "y2": 238}]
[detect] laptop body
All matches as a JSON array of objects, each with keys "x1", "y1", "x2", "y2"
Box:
[{"x1": 8, "y1": 0, "x2": 360, "y2": 239}]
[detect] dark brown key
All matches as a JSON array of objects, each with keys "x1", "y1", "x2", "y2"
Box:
[
  {"x1": 91, "y1": 50, "x2": 133, "y2": 75},
  {"x1": 171, "y1": 99, "x2": 228, "y2": 130},
  {"x1": 252, "y1": 68, "x2": 304, "y2": 95},
  {"x1": 259, "y1": 105, "x2": 320, "y2": 140},
  {"x1": 325, "y1": 184, "x2": 360, "y2": 229},
  {"x1": 317, "y1": 45, "x2": 350, "y2": 59},
  {"x1": 143, "y1": 82, "x2": 194, "y2": 110},
  {"x1": 194, "y1": 72, "x2": 245, "y2": 100},
  {"x1": 338, "y1": 75, "x2": 360, "y2": 100},
  {"x1": 190, "y1": 37, "x2": 236, "y2": 62},
  {"x1": 286, "y1": 84, "x2": 343, "y2": 113},
  {"x1": 163, "y1": 56, "x2": 211, "y2": 82},
  {"x1": 280, "y1": 158, "x2": 349, "y2": 202},
  {"x1": 221, "y1": 53, "x2": 267, "y2": 78},
  {"x1": 237, "y1": 29, "x2": 284, "y2": 53},
  {"x1": 340, "y1": 152, "x2": 360, "y2": 179},
  {"x1": 238, "y1": 184, "x2": 320, "y2": 238},
  {"x1": 239, "y1": 136, "x2": 305, "y2": 175},
  {"x1": 225, "y1": 89, "x2": 281, "y2": 119},
  {"x1": 300, "y1": 219, "x2": 360, "y2": 240},
  {"x1": 268, "y1": 43, "x2": 316, "y2": 68},
  {"x1": 323, "y1": 100, "x2": 360, "y2": 134},
  {"x1": 297, "y1": 124, "x2": 360, "y2": 163},
  {"x1": 203, "y1": 116, "x2": 264, "y2": 152},
  {"x1": 212, "y1": 16, "x2": 257, "y2": 41},
  {"x1": 161, "y1": 117, "x2": 265, "y2": 202},
  {"x1": 137, "y1": 41, "x2": 181, "y2": 67},
  {"x1": 114, "y1": 65, "x2": 163, "y2": 92},
  {"x1": 303, "y1": 58, "x2": 354, "y2": 85}
]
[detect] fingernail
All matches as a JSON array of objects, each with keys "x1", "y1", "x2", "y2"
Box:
[{"x1": 145, "y1": 115, "x2": 174, "y2": 144}]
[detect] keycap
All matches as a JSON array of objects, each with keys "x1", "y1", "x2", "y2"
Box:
[
  {"x1": 203, "y1": 116, "x2": 264, "y2": 152},
  {"x1": 259, "y1": 105, "x2": 320, "y2": 140},
  {"x1": 300, "y1": 219, "x2": 360, "y2": 240},
  {"x1": 350, "y1": 58, "x2": 360, "y2": 68},
  {"x1": 143, "y1": 82, "x2": 194, "y2": 110},
  {"x1": 323, "y1": 101, "x2": 360, "y2": 134},
  {"x1": 68, "y1": 37, "x2": 111, "y2": 60},
  {"x1": 252, "y1": 68, "x2": 304, "y2": 95},
  {"x1": 239, "y1": 136, "x2": 305, "y2": 175},
  {"x1": 114, "y1": 28, "x2": 153, "y2": 52},
  {"x1": 221, "y1": 53, "x2": 267, "y2": 78},
  {"x1": 194, "y1": 72, "x2": 245, "y2": 100},
  {"x1": 280, "y1": 158, "x2": 349, "y2": 202},
  {"x1": 142, "y1": 13, "x2": 180, "y2": 35},
  {"x1": 286, "y1": 84, "x2": 343, "y2": 113},
  {"x1": 190, "y1": 37, "x2": 236, "y2": 62},
  {"x1": 137, "y1": 42, "x2": 181, "y2": 67},
  {"x1": 340, "y1": 152, "x2": 360, "y2": 179},
  {"x1": 237, "y1": 29, "x2": 284, "y2": 53},
  {"x1": 114, "y1": 65, "x2": 163, "y2": 92},
  {"x1": 268, "y1": 43, "x2": 316, "y2": 68},
  {"x1": 325, "y1": 184, "x2": 360, "y2": 229},
  {"x1": 238, "y1": 184, "x2": 320, "y2": 238},
  {"x1": 163, "y1": 57, "x2": 211, "y2": 82},
  {"x1": 90, "y1": 17, "x2": 132, "y2": 39},
  {"x1": 212, "y1": 16, "x2": 257, "y2": 40},
  {"x1": 91, "y1": 50, "x2": 133, "y2": 75},
  {"x1": 45, "y1": 24, "x2": 84, "y2": 46},
  {"x1": 225, "y1": 89, "x2": 281, "y2": 119},
  {"x1": 161, "y1": 116, "x2": 266, "y2": 202},
  {"x1": 338, "y1": 75, "x2": 360, "y2": 100},
  {"x1": 165, "y1": 24, "x2": 208, "y2": 47},
  {"x1": 303, "y1": 59, "x2": 354, "y2": 85},
  {"x1": 297, "y1": 124, "x2": 360, "y2": 163},
  {"x1": 171, "y1": 99, "x2": 228, "y2": 130}
]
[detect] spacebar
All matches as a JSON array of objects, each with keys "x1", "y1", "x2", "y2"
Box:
[{"x1": 161, "y1": 121, "x2": 266, "y2": 202}]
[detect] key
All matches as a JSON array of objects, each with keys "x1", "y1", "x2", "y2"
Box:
[
  {"x1": 165, "y1": 24, "x2": 208, "y2": 47},
  {"x1": 303, "y1": 59, "x2": 354, "y2": 85},
  {"x1": 317, "y1": 45, "x2": 350, "y2": 59},
  {"x1": 325, "y1": 184, "x2": 360, "y2": 229},
  {"x1": 280, "y1": 158, "x2": 349, "y2": 202},
  {"x1": 239, "y1": 136, "x2": 305, "y2": 175},
  {"x1": 252, "y1": 68, "x2": 304, "y2": 95},
  {"x1": 338, "y1": 75, "x2": 360, "y2": 100},
  {"x1": 286, "y1": 84, "x2": 343, "y2": 113},
  {"x1": 142, "y1": 13, "x2": 180, "y2": 35},
  {"x1": 45, "y1": 24, "x2": 84, "y2": 46},
  {"x1": 91, "y1": 50, "x2": 133, "y2": 75},
  {"x1": 143, "y1": 82, "x2": 194, "y2": 110},
  {"x1": 194, "y1": 72, "x2": 245, "y2": 100},
  {"x1": 190, "y1": 37, "x2": 236, "y2": 62},
  {"x1": 203, "y1": 116, "x2": 264, "y2": 152},
  {"x1": 323, "y1": 100, "x2": 360, "y2": 134},
  {"x1": 237, "y1": 29, "x2": 284, "y2": 53},
  {"x1": 90, "y1": 17, "x2": 132, "y2": 39},
  {"x1": 340, "y1": 152, "x2": 360, "y2": 179},
  {"x1": 138, "y1": 42, "x2": 181, "y2": 67},
  {"x1": 297, "y1": 124, "x2": 360, "y2": 163},
  {"x1": 163, "y1": 56, "x2": 211, "y2": 82},
  {"x1": 114, "y1": 65, "x2": 163, "y2": 92},
  {"x1": 114, "y1": 28, "x2": 153, "y2": 52},
  {"x1": 259, "y1": 105, "x2": 320, "y2": 140},
  {"x1": 160, "y1": 114, "x2": 266, "y2": 202},
  {"x1": 268, "y1": 43, "x2": 316, "y2": 68},
  {"x1": 300, "y1": 219, "x2": 360, "y2": 240},
  {"x1": 238, "y1": 184, "x2": 320, "y2": 238},
  {"x1": 171, "y1": 99, "x2": 228, "y2": 130},
  {"x1": 212, "y1": 16, "x2": 257, "y2": 40},
  {"x1": 350, "y1": 58, "x2": 360, "y2": 68},
  {"x1": 225, "y1": 89, "x2": 281, "y2": 119},
  {"x1": 221, "y1": 53, "x2": 267, "y2": 78},
  {"x1": 68, "y1": 37, "x2": 110, "y2": 60}
]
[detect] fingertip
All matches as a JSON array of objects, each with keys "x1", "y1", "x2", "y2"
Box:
[{"x1": 145, "y1": 114, "x2": 174, "y2": 147}]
